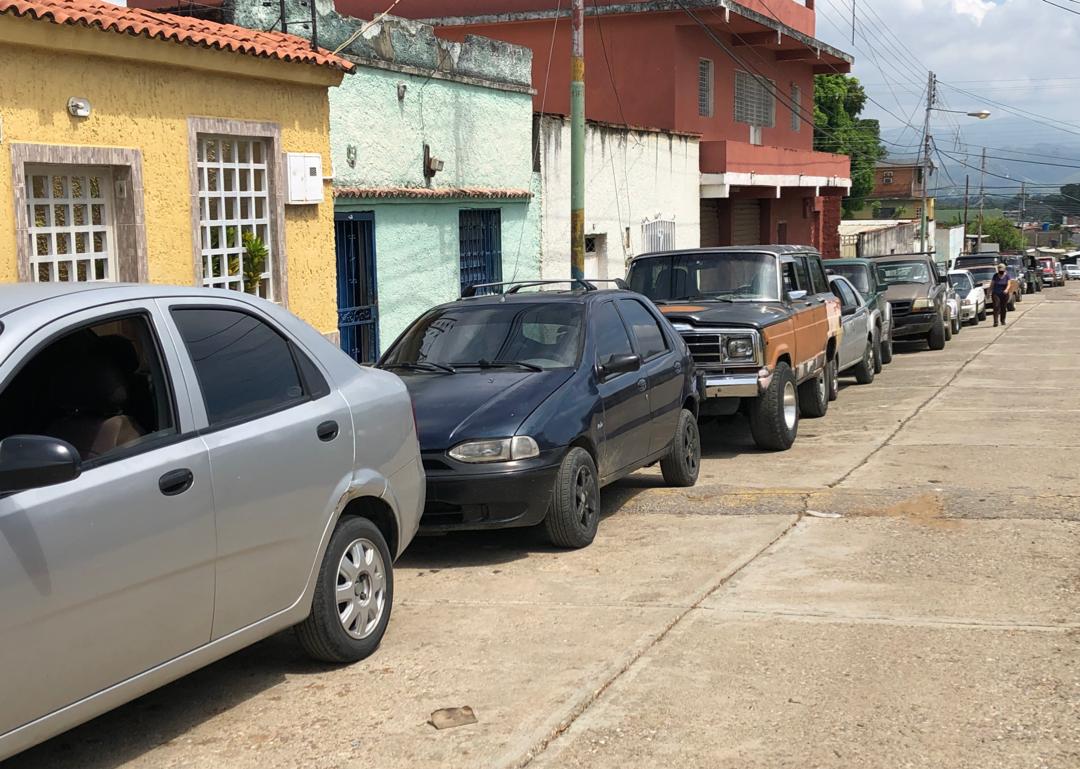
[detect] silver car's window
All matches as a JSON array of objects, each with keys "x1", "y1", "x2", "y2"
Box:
[
  {"x1": 0, "y1": 313, "x2": 177, "y2": 463},
  {"x1": 172, "y1": 308, "x2": 307, "y2": 426}
]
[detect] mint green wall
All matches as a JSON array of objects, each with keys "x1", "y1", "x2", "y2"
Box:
[{"x1": 339, "y1": 196, "x2": 541, "y2": 350}]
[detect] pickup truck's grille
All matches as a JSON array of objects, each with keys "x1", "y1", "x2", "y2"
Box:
[
  {"x1": 890, "y1": 300, "x2": 913, "y2": 317},
  {"x1": 681, "y1": 332, "x2": 723, "y2": 366}
]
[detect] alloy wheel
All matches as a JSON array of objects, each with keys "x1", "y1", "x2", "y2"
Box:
[
  {"x1": 783, "y1": 380, "x2": 798, "y2": 429},
  {"x1": 336, "y1": 538, "x2": 387, "y2": 640},
  {"x1": 575, "y1": 466, "x2": 598, "y2": 527},
  {"x1": 682, "y1": 420, "x2": 699, "y2": 475}
]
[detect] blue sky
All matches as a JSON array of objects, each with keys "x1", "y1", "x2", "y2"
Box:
[{"x1": 813, "y1": 0, "x2": 1080, "y2": 158}]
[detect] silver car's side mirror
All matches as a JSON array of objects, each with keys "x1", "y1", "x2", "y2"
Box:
[{"x1": 0, "y1": 435, "x2": 81, "y2": 494}]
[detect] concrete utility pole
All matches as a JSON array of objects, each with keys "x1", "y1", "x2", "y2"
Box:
[
  {"x1": 962, "y1": 175, "x2": 970, "y2": 252},
  {"x1": 919, "y1": 71, "x2": 935, "y2": 254},
  {"x1": 976, "y1": 147, "x2": 986, "y2": 253},
  {"x1": 1019, "y1": 182, "x2": 1026, "y2": 229},
  {"x1": 570, "y1": 0, "x2": 586, "y2": 281}
]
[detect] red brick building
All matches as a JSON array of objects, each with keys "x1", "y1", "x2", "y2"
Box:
[{"x1": 336, "y1": 0, "x2": 853, "y2": 256}]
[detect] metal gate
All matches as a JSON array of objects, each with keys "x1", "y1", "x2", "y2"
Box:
[
  {"x1": 459, "y1": 209, "x2": 502, "y2": 294},
  {"x1": 732, "y1": 199, "x2": 761, "y2": 245},
  {"x1": 334, "y1": 212, "x2": 379, "y2": 364}
]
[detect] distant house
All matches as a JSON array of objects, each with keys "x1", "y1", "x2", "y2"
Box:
[
  {"x1": 0, "y1": 0, "x2": 351, "y2": 336},
  {"x1": 849, "y1": 160, "x2": 935, "y2": 224}
]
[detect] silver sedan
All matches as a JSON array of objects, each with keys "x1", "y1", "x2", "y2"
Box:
[{"x1": 0, "y1": 283, "x2": 424, "y2": 761}]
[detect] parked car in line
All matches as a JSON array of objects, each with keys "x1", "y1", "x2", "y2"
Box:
[
  {"x1": 963, "y1": 262, "x2": 1020, "y2": 311},
  {"x1": 1002, "y1": 255, "x2": 1033, "y2": 296},
  {"x1": 1038, "y1": 257, "x2": 1063, "y2": 287},
  {"x1": 1055, "y1": 260, "x2": 1067, "y2": 283},
  {"x1": 1066, "y1": 263, "x2": 1080, "y2": 280},
  {"x1": 826, "y1": 274, "x2": 877, "y2": 393},
  {"x1": 954, "y1": 254, "x2": 1022, "y2": 308},
  {"x1": 944, "y1": 280, "x2": 964, "y2": 338},
  {"x1": 872, "y1": 253, "x2": 950, "y2": 350},
  {"x1": 0, "y1": 284, "x2": 424, "y2": 762},
  {"x1": 826, "y1": 257, "x2": 894, "y2": 369},
  {"x1": 627, "y1": 246, "x2": 841, "y2": 452},
  {"x1": 947, "y1": 269, "x2": 986, "y2": 324},
  {"x1": 379, "y1": 280, "x2": 701, "y2": 549}
]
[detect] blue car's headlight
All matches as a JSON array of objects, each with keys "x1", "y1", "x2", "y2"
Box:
[{"x1": 448, "y1": 436, "x2": 540, "y2": 463}]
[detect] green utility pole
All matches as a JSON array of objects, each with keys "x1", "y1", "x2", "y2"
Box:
[{"x1": 570, "y1": 0, "x2": 585, "y2": 281}]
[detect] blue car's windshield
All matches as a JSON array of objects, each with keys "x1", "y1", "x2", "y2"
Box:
[{"x1": 384, "y1": 303, "x2": 584, "y2": 370}]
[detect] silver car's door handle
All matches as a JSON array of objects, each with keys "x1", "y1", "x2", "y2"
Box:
[
  {"x1": 159, "y1": 469, "x2": 194, "y2": 497},
  {"x1": 317, "y1": 421, "x2": 339, "y2": 442}
]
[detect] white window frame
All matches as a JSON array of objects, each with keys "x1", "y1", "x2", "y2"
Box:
[
  {"x1": 25, "y1": 164, "x2": 118, "y2": 284},
  {"x1": 698, "y1": 59, "x2": 715, "y2": 118},
  {"x1": 187, "y1": 118, "x2": 287, "y2": 306},
  {"x1": 734, "y1": 71, "x2": 776, "y2": 132}
]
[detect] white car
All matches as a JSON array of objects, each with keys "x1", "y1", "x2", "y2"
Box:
[
  {"x1": 948, "y1": 269, "x2": 987, "y2": 325},
  {"x1": 1065, "y1": 263, "x2": 1080, "y2": 280}
]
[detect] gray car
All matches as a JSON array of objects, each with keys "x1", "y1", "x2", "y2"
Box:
[
  {"x1": 0, "y1": 283, "x2": 424, "y2": 761},
  {"x1": 826, "y1": 274, "x2": 876, "y2": 397}
]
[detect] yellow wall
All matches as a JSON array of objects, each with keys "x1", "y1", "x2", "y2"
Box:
[{"x1": 0, "y1": 22, "x2": 341, "y2": 333}]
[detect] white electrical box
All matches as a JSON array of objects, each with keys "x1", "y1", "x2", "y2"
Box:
[{"x1": 286, "y1": 152, "x2": 325, "y2": 204}]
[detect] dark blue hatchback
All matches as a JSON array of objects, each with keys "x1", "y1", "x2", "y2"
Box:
[{"x1": 379, "y1": 281, "x2": 702, "y2": 548}]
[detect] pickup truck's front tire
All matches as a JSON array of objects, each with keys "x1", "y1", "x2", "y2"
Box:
[
  {"x1": 749, "y1": 361, "x2": 798, "y2": 451},
  {"x1": 798, "y1": 363, "x2": 830, "y2": 419},
  {"x1": 927, "y1": 314, "x2": 947, "y2": 350},
  {"x1": 872, "y1": 326, "x2": 884, "y2": 374}
]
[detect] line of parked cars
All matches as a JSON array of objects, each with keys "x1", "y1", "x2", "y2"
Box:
[{"x1": 0, "y1": 241, "x2": 1043, "y2": 759}]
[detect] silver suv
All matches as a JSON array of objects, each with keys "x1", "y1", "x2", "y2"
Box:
[{"x1": 0, "y1": 284, "x2": 424, "y2": 760}]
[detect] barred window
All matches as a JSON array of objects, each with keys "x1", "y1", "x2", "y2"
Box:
[
  {"x1": 25, "y1": 166, "x2": 116, "y2": 283},
  {"x1": 734, "y1": 71, "x2": 776, "y2": 128},
  {"x1": 698, "y1": 59, "x2": 714, "y2": 118},
  {"x1": 790, "y1": 84, "x2": 802, "y2": 132}
]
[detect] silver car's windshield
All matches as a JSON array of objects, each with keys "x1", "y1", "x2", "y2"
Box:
[
  {"x1": 948, "y1": 273, "x2": 973, "y2": 291},
  {"x1": 878, "y1": 261, "x2": 931, "y2": 285},
  {"x1": 629, "y1": 252, "x2": 780, "y2": 302},
  {"x1": 383, "y1": 303, "x2": 584, "y2": 371}
]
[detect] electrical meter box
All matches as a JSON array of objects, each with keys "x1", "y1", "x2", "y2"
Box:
[{"x1": 286, "y1": 153, "x2": 324, "y2": 204}]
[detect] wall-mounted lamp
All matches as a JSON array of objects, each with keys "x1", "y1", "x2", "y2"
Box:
[
  {"x1": 423, "y1": 143, "x2": 444, "y2": 180},
  {"x1": 67, "y1": 97, "x2": 92, "y2": 119},
  {"x1": 397, "y1": 83, "x2": 408, "y2": 101}
]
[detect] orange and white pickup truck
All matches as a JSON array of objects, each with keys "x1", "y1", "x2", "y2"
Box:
[{"x1": 626, "y1": 246, "x2": 841, "y2": 451}]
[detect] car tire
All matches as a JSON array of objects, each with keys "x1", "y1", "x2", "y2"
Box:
[
  {"x1": 827, "y1": 357, "x2": 839, "y2": 402},
  {"x1": 749, "y1": 361, "x2": 798, "y2": 451},
  {"x1": 660, "y1": 409, "x2": 701, "y2": 487},
  {"x1": 944, "y1": 314, "x2": 953, "y2": 341},
  {"x1": 1016, "y1": 289, "x2": 1023, "y2": 303},
  {"x1": 296, "y1": 516, "x2": 393, "y2": 664},
  {"x1": 798, "y1": 362, "x2": 830, "y2": 419},
  {"x1": 927, "y1": 315, "x2": 947, "y2": 350},
  {"x1": 952, "y1": 312, "x2": 962, "y2": 335},
  {"x1": 544, "y1": 447, "x2": 600, "y2": 549},
  {"x1": 977, "y1": 305, "x2": 987, "y2": 321},
  {"x1": 872, "y1": 327, "x2": 884, "y2": 374},
  {"x1": 853, "y1": 336, "x2": 876, "y2": 385},
  {"x1": 880, "y1": 334, "x2": 894, "y2": 365},
  {"x1": 1007, "y1": 294, "x2": 1017, "y2": 311}
]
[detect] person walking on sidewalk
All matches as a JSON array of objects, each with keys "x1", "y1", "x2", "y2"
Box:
[{"x1": 990, "y1": 262, "x2": 1012, "y2": 327}]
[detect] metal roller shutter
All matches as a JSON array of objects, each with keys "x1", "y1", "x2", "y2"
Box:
[{"x1": 732, "y1": 199, "x2": 761, "y2": 245}]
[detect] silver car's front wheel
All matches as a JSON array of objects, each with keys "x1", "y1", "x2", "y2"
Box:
[
  {"x1": 337, "y1": 538, "x2": 387, "y2": 640},
  {"x1": 297, "y1": 516, "x2": 394, "y2": 663}
]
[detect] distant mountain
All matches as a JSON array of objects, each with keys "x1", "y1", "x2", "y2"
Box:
[{"x1": 880, "y1": 117, "x2": 1080, "y2": 194}]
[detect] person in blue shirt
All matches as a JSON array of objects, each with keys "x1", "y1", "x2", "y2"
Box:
[{"x1": 989, "y1": 263, "x2": 1012, "y2": 327}]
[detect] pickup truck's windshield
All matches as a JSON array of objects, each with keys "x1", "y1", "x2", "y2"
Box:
[
  {"x1": 830, "y1": 264, "x2": 871, "y2": 294},
  {"x1": 628, "y1": 252, "x2": 780, "y2": 302},
  {"x1": 382, "y1": 303, "x2": 584, "y2": 371},
  {"x1": 878, "y1": 261, "x2": 931, "y2": 285}
]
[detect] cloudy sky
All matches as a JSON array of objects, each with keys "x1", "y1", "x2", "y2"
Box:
[{"x1": 813, "y1": 0, "x2": 1080, "y2": 161}]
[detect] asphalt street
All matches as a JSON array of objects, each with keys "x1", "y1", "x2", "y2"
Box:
[{"x1": 7, "y1": 283, "x2": 1079, "y2": 769}]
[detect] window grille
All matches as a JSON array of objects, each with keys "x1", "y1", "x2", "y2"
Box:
[
  {"x1": 196, "y1": 135, "x2": 273, "y2": 298},
  {"x1": 698, "y1": 59, "x2": 714, "y2": 117},
  {"x1": 734, "y1": 71, "x2": 776, "y2": 129},
  {"x1": 790, "y1": 84, "x2": 802, "y2": 132},
  {"x1": 25, "y1": 166, "x2": 116, "y2": 283},
  {"x1": 643, "y1": 218, "x2": 676, "y2": 254}
]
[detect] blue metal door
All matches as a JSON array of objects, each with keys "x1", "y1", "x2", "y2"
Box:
[
  {"x1": 335, "y1": 212, "x2": 379, "y2": 364},
  {"x1": 459, "y1": 208, "x2": 502, "y2": 294}
]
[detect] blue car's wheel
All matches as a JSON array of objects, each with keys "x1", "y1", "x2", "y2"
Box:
[{"x1": 544, "y1": 447, "x2": 600, "y2": 549}]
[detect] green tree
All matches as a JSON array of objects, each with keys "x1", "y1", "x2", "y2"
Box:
[
  {"x1": 974, "y1": 216, "x2": 1024, "y2": 251},
  {"x1": 813, "y1": 74, "x2": 887, "y2": 217}
]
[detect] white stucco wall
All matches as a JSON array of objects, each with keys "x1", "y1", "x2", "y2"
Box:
[
  {"x1": 936, "y1": 225, "x2": 966, "y2": 266},
  {"x1": 539, "y1": 116, "x2": 700, "y2": 282}
]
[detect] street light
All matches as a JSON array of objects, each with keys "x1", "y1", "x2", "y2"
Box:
[{"x1": 932, "y1": 107, "x2": 992, "y2": 120}]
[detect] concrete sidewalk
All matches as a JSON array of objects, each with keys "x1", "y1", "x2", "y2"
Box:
[{"x1": 7, "y1": 287, "x2": 1078, "y2": 769}]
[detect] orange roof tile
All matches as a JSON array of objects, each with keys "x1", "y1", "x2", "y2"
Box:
[{"x1": 0, "y1": 0, "x2": 354, "y2": 72}]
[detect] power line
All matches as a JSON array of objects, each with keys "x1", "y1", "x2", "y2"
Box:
[{"x1": 1041, "y1": 0, "x2": 1080, "y2": 16}]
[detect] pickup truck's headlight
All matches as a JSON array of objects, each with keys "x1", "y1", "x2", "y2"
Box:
[
  {"x1": 448, "y1": 436, "x2": 540, "y2": 463},
  {"x1": 911, "y1": 298, "x2": 935, "y2": 310},
  {"x1": 723, "y1": 335, "x2": 756, "y2": 361}
]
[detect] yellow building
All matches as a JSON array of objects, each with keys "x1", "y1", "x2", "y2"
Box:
[{"x1": 0, "y1": 0, "x2": 352, "y2": 335}]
